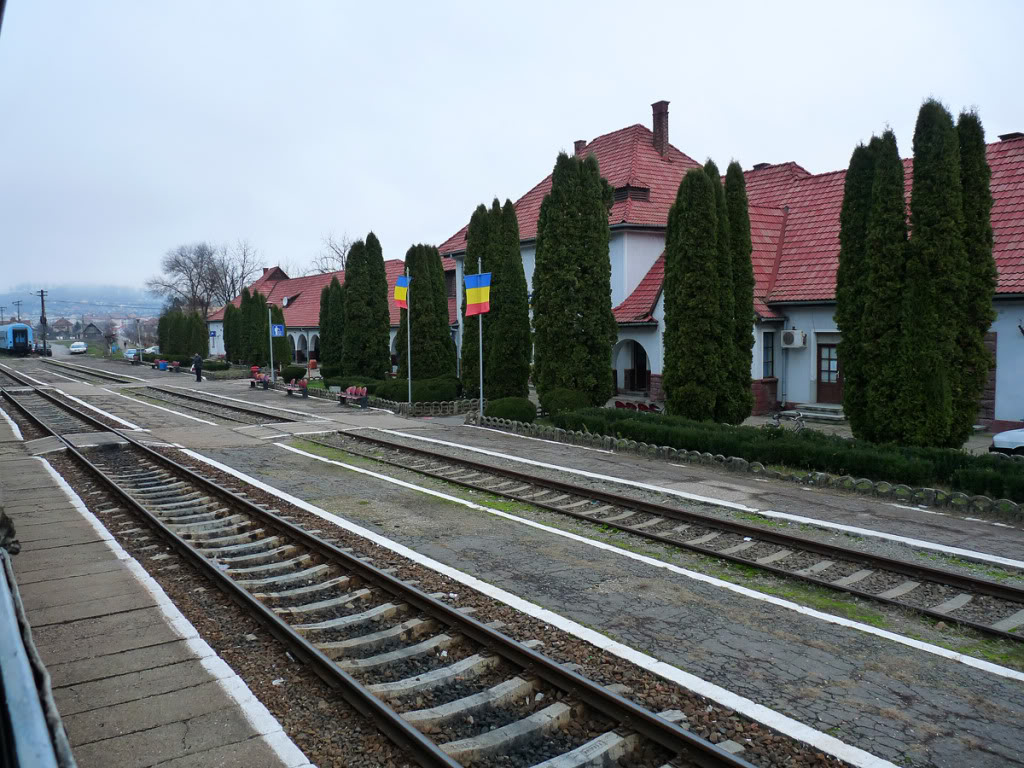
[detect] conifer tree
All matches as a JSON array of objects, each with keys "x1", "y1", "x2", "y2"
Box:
[
  {"x1": 486, "y1": 199, "x2": 531, "y2": 398},
  {"x1": 188, "y1": 311, "x2": 207, "y2": 358},
  {"x1": 396, "y1": 244, "x2": 456, "y2": 380},
  {"x1": 724, "y1": 161, "x2": 756, "y2": 423},
  {"x1": 223, "y1": 303, "x2": 240, "y2": 361},
  {"x1": 460, "y1": 205, "x2": 491, "y2": 397},
  {"x1": 949, "y1": 110, "x2": 997, "y2": 445},
  {"x1": 270, "y1": 304, "x2": 288, "y2": 370},
  {"x1": 238, "y1": 288, "x2": 252, "y2": 363},
  {"x1": 704, "y1": 160, "x2": 732, "y2": 422},
  {"x1": 317, "y1": 283, "x2": 332, "y2": 367},
  {"x1": 364, "y1": 232, "x2": 392, "y2": 379},
  {"x1": 860, "y1": 131, "x2": 909, "y2": 443},
  {"x1": 663, "y1": 168, "x2": 721, "y2": 420},
  {"x1": 343, "y1": 235, "x2": 392, "y2": 379},
  {"x1": 248, "y1": 291, "x2": 269, "y2": 366},
  {"x1": 157, "y1": 314, "x2": 169, "y2": 355},
  {"x1": 899, "y1": 100, "x2": 966, "y2": 446},
  {"x1": 532, "y1": 152, "x2": 617, "y2": 405},
  {"x1": 323, "y1": 277, "x2": 345, "y2": 369},
  {"x1": 834, "y1": 141, "x2": 878, "y2": 439}
]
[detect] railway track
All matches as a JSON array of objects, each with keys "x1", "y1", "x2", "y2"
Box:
[
  {"x1": 311, "y1": 431, "x2": 1024, "y2": 644},
  {"x1": 7, "y1": 384, "x2": 752, "y2": 768},
  {"x1": 0, "y1": 366, "x2": 24, "y2": 387},
  {"x1": 139, "y1": 386, "x2": 293, "y2": 425},
  {"x1": 41, "y1": 358, "x2": 135, "y2": 383}
]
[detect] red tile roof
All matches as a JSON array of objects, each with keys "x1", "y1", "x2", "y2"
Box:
[
  {"x1": 613, "y1": 253, "x2": 663, "y2": 323},
  {"x1": 209, "y1": 259, "x2": 458, "y2": 329},
  {"x1": 438, "y1": 124, "x2": 701, "y2": 256}
]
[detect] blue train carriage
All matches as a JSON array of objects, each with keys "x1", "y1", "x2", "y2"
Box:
[{"x1": 0, "y1": 323, "x2": 33, "y2": 355}]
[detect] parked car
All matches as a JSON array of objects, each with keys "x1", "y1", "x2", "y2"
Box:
[
  {"x1": 123, "y1": 348, "x2": 139, "y2": 362},
  {"x1": 143, "y1": 345, "x2": 159, "y2": 355},
  {"x1": 69, "y1": 341, "x2": 88, "y2": 354},
  {"x1": 990, "y1": 428, "x2": 1024, "y2": 456}
]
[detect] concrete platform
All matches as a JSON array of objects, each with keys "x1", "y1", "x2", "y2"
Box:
[{"x1": 0, "y1": 453, "x2": 312, "y2": 768}]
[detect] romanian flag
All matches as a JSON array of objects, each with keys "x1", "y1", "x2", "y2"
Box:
[
  {"x1": 394, "y1": 275, "x2": 410, "y2": 309},
  {"x1": 465, "y1": 273, "x2": 491, "y2": 316}
]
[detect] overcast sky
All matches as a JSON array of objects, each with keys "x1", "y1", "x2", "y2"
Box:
[{"x1": 1, "y1": 1, "x2": 1022, "y2": 290}]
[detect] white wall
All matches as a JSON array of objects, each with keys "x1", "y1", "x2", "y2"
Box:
[
  {"x1": 751, "y1": 323, "x2": 782, "y2": 381},
  {"x1": 522, "y1": 244, "x2": 537, "y2": 298},
  {"x1": 621, "y1": 231, "x2": 665, "y2": 307},
  {"x1": 773, "y1": 305, "x2": 839, "y2": 405},
  {"x1": 993, "y1": 300, "x2": 1024, "y2": 423},
  {"x1": 208, "y1": 321, "x2": 224, "y2": 357}
]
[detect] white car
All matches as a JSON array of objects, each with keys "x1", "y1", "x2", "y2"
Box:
[
  {"x1": 144, "y1": 345, "x2": 160, "y2": 355},
  {"x1": 991, "y1": 428, "x2": 1024, "y2": 456},
  {"x1": 69, "y1": 341, "x2": 87, "y2": 354}
]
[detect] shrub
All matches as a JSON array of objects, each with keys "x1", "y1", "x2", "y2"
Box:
[
  {"x1": 539, "y1": 388, "x2": 592, "y2": 416},
  {"x1": 201, "y1": 360, "x2": 231, "y2": 371},
  {"x1": 319, "y1": 365, "x2": 342, "y2": 379},
  {"x1": 485, "y1": 397, "x2": 536, "y2": 423},
  {"x1": 280, "y1": 365, "x2": 306, "y2": 382},
  {"x1": 548, "y1": 407, "x2": 1024, "y2": 502},
  {"x1": 377, "y1": 376, "x2": 461, "y2": 403}
]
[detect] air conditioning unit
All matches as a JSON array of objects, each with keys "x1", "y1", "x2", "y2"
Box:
[{"x1": 781, "y1": 330, "x2": 807, "y2": 349}]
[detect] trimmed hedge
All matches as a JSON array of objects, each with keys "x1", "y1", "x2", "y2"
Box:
[
  {"x1": 551, "y1": 408, "x2": 1024, "y2": 501},
  {"x1": 142, "y1": 353, "x2": 229, "y2": 370},
  {"x1": 280, "y1": 365, "x2": 306, "y2": 382},
  {"x1": 323, "y1": 376, "x2": 383, "y2": 395},
  {"x1": 485, "y1": 397, "x2": 537, "y2": 423},
  {"x1": 319, "y1": 365, "x2": 342, "y2": 379},
  {"x1": 540, "y1": 388, "x2": 592, "y2": 416},
  {"x1": 377, "y1": 376, "x2": 462, "y2": 403}
]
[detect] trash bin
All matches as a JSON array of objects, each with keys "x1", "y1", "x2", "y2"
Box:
[{"x1": 158, "y1": 361, "x2": 168, "y2": 371}]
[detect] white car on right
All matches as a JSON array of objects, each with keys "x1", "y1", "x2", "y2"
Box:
[
  {"x1": 990, "y1": 428, "x2": 1024, "y2": 456},
  {"x1": 69, "y1": 341, "x2": 88, "y2": 354}
]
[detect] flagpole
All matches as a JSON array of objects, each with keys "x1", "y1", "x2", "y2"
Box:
[
  {"x1": 405, "y1": 267, "x2": 412, "y2": 405},
  {"x1": 478, "y1": 265, "x2": 484, "y2": 421},
  {"x1": 268, "y1": 306, "x2": 275, "y2": 384}
]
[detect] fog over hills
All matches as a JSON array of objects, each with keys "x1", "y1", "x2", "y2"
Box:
[{"x1": 0, "y1": 283, "x2": 163, "y2": 323}]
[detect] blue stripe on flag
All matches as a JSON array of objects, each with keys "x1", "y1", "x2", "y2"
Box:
[{"x1": 464, "y1": 273, "x2": 491, "y2": 289}]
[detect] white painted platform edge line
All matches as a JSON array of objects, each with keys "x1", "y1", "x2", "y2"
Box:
[
  {"x1": 260, "y1": 433, "x2": 290, "y2": 440},
  {"x1": 42, "y1": 369, "x2": 82, "y2": 383},
  {"x1": 291, "y1": 429, "x2": 338, "y2": 437},
  {"x1": 371, "y1": 427, "x2": 758, "y2": 513},
  {"x1": 48, "y1": 358, "x2": 146, "y2": 381},
  {"x1": 0, "y1": 403, "x2": 23, "y2": 440},
  {"x1": 53, "y1": 388, "x2": 145, "y2": 431},
  {"x1": 104, "y1": 390, "x2": 218, "y2": 426},
  {"x1": 467, "y1": 424, "x2": 614, "y2": 454},
  {"x1": 13, "y1": 370, "x2": 49, "y2": 386},
  {"x1": 164, "y1": 385, "x2": 329, "y2": 420},
  {"x1": 181, "y1": 448, "x2": 902, "y2": 768},
  {"x1": 272, "y1": 444, "x2": 1024, "y2": 684},
  {"x1": 35, "y1": 457, "x2": 310, "y2": 768},
  {"x1": 385, "y1": 426, "x2": 1024, "y2": 571}
]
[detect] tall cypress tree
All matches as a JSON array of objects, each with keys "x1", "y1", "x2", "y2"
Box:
[
  {"x1": 663, "y1": 168, "x2": 721, "y2": 420},
  {"x1": 950, "y1": 110, "x2": 997, "y2": 445},
  {"x1": 532, "y1": 152, "x2": 617, "y2": 405},
  {"x1": 365, "y1": 232, "x2": 392, "y2": 379},
  {"x1": 860, "y1": 130, "x2": 909, "y2": 444},
  {"x1": 158, "y1": 314, "x2": 169, "y2": 355},
  {"x1": 704, "y1": 160, "x2": 732, "y2": 422},
  {"x1": 317, "y1": 283, "x2": 332, "y2": 367},
  {"x1": 834, "y1": 141, "x2": 878, "y2": 439},
  {"x1": 724, "y1": 161, "x2": 756, "y2": 424},
  {"x1": 899, "y1": 100, "x2": 966, "y2": 447},
  {"x1": 188, "y1": 311, "x2": 207, "y2": 357},
  {"x1": 396, "y1": 244, "x2": 456, "y2": 380},
  {"x1": 460, "y1": 205, "x2": 491, "y2": 397},
  {"x1": 323, "y1": 277, "x2": 345, "y2": 368},
  {"x1": 486, "y1": 199, "x2": 531, "y2": 398},
  {"x1": 270, "y1": 304, "x2": 288, "y2": 370},
  {"x1": 341, "y1": 239, "x2": 369, "y2": 375},
  {"x1": 237, "y1": 289, "x2": 252, "y2": 362},
  {"x1": 223, "y1": 303, "x2": 240, "y2": 361},
  {"x1": 248, "y1": 292, "x2": 269, "y2": 366}
]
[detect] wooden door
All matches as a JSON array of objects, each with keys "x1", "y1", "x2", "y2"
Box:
[{"x1": 816, "y1": 344, "x2": 843, "y2": 403}]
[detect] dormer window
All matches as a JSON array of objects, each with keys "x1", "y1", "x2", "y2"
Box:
[{"x1": 613, "y1": 186, "x2": 650, "y2": 203}]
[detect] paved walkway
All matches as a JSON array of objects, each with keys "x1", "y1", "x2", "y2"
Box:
[{"x1": 0, "y1": 448, "x2": 311, "y2": 768}]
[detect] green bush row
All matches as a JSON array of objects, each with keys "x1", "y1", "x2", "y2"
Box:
[
  {"x1": 279, "y1": 365, "x2": 306, "y2": 382},
  {"x1": 485, "y1": 397, "x2": 537, "y2": 423},
  {"x1": 377, "y1": 376, "x2": 462, "y2": 403},
  {"x1": 141, "y1": 353, "x2": 229, "y2": 370},
  {"x1": 550, "y1": 408, "x2": 1024, "y2": 501},
  {"x1": 539, "y1": 388, "x2": 592, "y2": 416}
]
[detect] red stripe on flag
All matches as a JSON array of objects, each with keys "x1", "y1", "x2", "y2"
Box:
[{"x1": 465, "y1": 301, "x2": 489, "y2": 317}]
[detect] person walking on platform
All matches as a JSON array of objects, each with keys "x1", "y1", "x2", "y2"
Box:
[{"x1": 192, "y1": 353, "x2": 203, "y2": 383}]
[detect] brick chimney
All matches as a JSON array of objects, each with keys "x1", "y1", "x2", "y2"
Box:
[
  {"x1": 574, "y1": 139, "x2": 587, "y2": 156},
  {"x1": 652, "y1": 100, "x2": 669, "y2": 157}
]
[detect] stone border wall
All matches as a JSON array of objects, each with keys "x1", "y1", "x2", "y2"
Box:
[
  {"x1": 372, "y1": 398, "x2": 483, "y2": 417},
  {"x1": 465, "y1": 413, "x2": 1024, "y2": 523}
]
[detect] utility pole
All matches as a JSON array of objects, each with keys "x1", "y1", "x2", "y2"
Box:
[
  {"x1": 0, "y1": 306, "x2": 5, "y2": 323},
  {"x1": 38, "y1": 290, "x2": 48, "y2": 355},
  {"x1": 13, "y1": 300, "x2": 21, "y2": 321}
]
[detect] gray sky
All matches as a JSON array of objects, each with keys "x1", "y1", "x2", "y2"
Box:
[{"x1": 2, "y1": 1, "x2": 1022, "y2": 289}]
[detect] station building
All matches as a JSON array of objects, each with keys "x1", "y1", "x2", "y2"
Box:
[{"x1": 438, "y1": 102, "x2": 1024, "y2": 431}]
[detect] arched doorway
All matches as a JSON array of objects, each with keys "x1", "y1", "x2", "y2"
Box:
[
  {"x1": 288, "y1": 335, "x2": 296, "y2": 362},
  {"x1": 310, "y1": 334, "x2": 320, "y2": 364},
  {"x1": 613, "y1": 339, "x2": 651, "y2": 394},
  {"x1": 297, "y1": 334, "x2": 308, "y2": 363}
]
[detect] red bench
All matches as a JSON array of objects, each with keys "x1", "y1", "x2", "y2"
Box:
[{"x1": 283, "y1": 379, "x2": 308, "y2": 397}]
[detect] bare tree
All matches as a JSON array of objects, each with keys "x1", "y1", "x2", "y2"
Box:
[
  {"x1": 147, "y1": 243, "x2": 217, "y2": 315},
  {"x1": 208, "y1": 240, "x2": 262, "y2": 307},
  {"x1": 308, "y1": 233, "x2": 353, "y2": 274}
]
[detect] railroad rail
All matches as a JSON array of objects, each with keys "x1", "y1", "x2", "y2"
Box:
[
  {"x1": 140, "y1": 386, "x2": 297, "y2": 425},
  {"x1": 41, "y1": 358, "x2": 135, "y2": 384},
  {"x1": 311, "y1": 431, "x2": 1024, "y2": 644},
  {"x1": 3, "y1": 384, "x2": 752, "y2": 768}
]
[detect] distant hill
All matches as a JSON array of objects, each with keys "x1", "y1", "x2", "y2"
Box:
[{"x1": 0, "y1": 283, "x2": 164, "y2": 323}]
